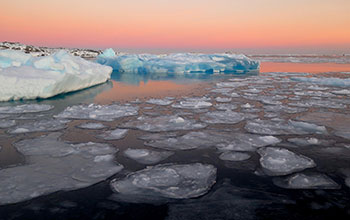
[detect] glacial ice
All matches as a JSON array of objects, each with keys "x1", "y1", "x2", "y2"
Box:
[
  {"x1": 97, "y1": 49, "x2": 259, "y2": 74},
  {"x1": 97, "y1": 129, "x2": 128, "y2": 140},
  {"x1": 123, "y1": 148, "x2": 174, "y2": 164},
  {"x1": 0, "y1": 133, "x2": 123, "y2": 205},
  {"x1": 200, "y1": 110, "x2": 245, "y2": 124},
  {"x1": 110, "y1": 163, "x2": 216, "y2": 200},
  {"x1": 0, "y1": 104, "x2": 53, "y2": 114},
  {"x1": 55, "y1": 103, "x2": 138, "y2": 121},
  {"x1": 257, "y1": 147, "x2": 316, "y2": 176},
  {"x1": 77, "y1": 122, "x2": 107, "y2": 130},
  {"x1": 273, "y1": 173, "x2": 339, "y2": 189},
  {"x1": 8, "y1": 119, "x2": 69, "y2": 134},
  {"x1": 120, "y1": 115, "x2": 206, "y2": 132},
  {"x1": 291, "y1": 77, "x2": 350, "y2": 87},
  {"x1": 0, "y1": 50, "x2": 112, "y2": 101},
  {"x1": 219, "y1": 152, "x2": 251, "y2": 161}
]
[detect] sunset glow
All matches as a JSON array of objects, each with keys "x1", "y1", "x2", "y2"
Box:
[{"x1": 1, "y1": 0, "x2": 350, "y2": 53}]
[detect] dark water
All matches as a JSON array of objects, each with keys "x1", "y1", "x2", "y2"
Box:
[{"x1": 1, "y1": 63, "x2": 350, "y2": 220}]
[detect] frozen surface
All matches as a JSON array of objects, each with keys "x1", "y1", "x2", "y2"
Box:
[
  {"x1": 0, "y1": 104, "x2": 53, "y2": 114},
  {"x1": 146, "y1": 98, "x2": 173, "y2": 106},
  {"x1": 110, "y1": 163, "x2": 216, "y2": 200},
  {"x1": 0, "y1": 119, "x2": 15, "y2": 128},
  {"x1": 219, "y1": 152, "x2": 251, "y2": 161},
  {"x1": 97, "y1": 129, "x2": 128, "y2": 140},
  {"x1": 0, "y1": 133, "x2": 123, "y2": 205},
  {"x1": 97, "y1": 49, "x2": 259, "y2": 74},
  {"x1": 172, "y1": 97, "x2": 212, "y2": 109},
  {"x1": 123, "y1": 148, "x2": 174, "y2": 164},
  {"x1": 200, "y1": 110, "x2": 245, "y2": 124},
  {"x1": 77, "y1": 122, "x2": 107, "y2": 130},
  {"x1": 55, "y1": 103, "x2": 138, "y2": 121},
  {"x1": 258, "y1": 147, "x2": 316, "y2": 176},
  {"x1": 291, "y1": 77, "x2": 350, "y2": 87},
  {"x1": 120, "y1": 115, "x2": 206, "y2": 132},
  {"x1": 8, "y1": 119, "x2": 69, "y2": 134},
  {"x1": 273, "y1": 173, "x2": 339, "y2": 189},
  {"x1": 0, "y1": 50, "x2": 112, "y2": 101}
]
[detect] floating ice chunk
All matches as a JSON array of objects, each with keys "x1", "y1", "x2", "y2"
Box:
[
  {"x1": 77, "y1": 122, "x2": 107, "y2": 130},
  {"x1": 264, "y1": 105, "x2": 307, "y2": 114},
  {"x1": 0, "y1": 104, "x2": 54, "y2": 114},
  {"x1": 99, "y1": 48, "x2": 116, "y2": 58},
  {"x1": 200, "y1": 111, "x2": 245, "y2": 124},
  {"x1": 0, "y1": 119, "x2": 15, "y2": 128},
  {"x1": 123, "y1": 148, "x2": 174, "y2": 164},
  {"x1": 0, "y1": 50, "x2": 112, "y2": 101},
  {"x1": 0, "y1": 133, "x2": 123, "y2": 205},
  {"x1": 273, "y1": 173, "x2": 339, "y2": 189},
  {"x1": 334, "y1": 131, "x2": 350, "y2": 140},
  {"x1": 245, "y1": 119, "x2": 327, "y2": 135},
  {"x1": 214, "y1": 103, "x2": 237, "y2": 111},
  {"x1": 97, "y1": 50, "x2": 259, "y2": 74},
  {"x1": 287, "y1": 137, "x2": 333, "y2": 146},
  {"x1": 120, "y1": 115, "x2": 206, "y2": 132},
  {"x1": 308, "y1": 85, "x2": 329, "y2": 91},
  {"x1": 172, "y1": 98, "x2": 212, "y2": 109},
  {"x1": 289, "y1": 99, "x2": 346, "y2": 109},
  {"x1": 0, "y1": 114, "x2": 8, "y2": 119},
  {"x1": 97, "y1": 129, "x2": 128, "y2": 140},
  {"x1": 332, "y1": 89, "x2": 350, "y2": 95},
  {"x1": 146, "y1": 98, "x2": 173, "y2": 106},
  {"x1": 257, "y1": 147, "x2": 316, "y2": 176},
  {"x1": 138, "y1": 132, "x2": 178, "y2": 141},
  {"x1": 8, "y1": 119, "x2": 68, "y2": 134},
  {"x1": 110, "y1": 163, "x2": 216, "y2": 200},
  {"x1": 215, "y1": 97, "x2": 232, "y2": 103},
  {"x1": 55, "y1": 103, "x2": 138, "y2": 121},
  {"x1": 291, "y1": 77, "x2": 350, "y2": 87},
  {"x1": 241, "y1": 103, "x2": 253, "y2": 108},
  {"x1": 219, "y1": 152, "x2": 251, "y2": 161}
]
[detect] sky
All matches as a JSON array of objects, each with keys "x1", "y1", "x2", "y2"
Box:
[{"x1": 1, "y1": 0, "x2": 350, "y2": 54}]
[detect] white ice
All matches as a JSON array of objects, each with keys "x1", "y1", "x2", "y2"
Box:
[
  {"x1": 8, "y1": 119, "x2": 69, "y2": 134},
  {"x1": 97, "y1": 129, "x2": 128, "y2": 140},
  {"x1": 0, "y1": 50, "x2": 112, "y2": 101},
  {"x1": 123, "y1": 148, "x2": 174, "y2": 164},
  {"x1": 146, "y1": 98, "x2": 173, "y2": 106},
  {"x1": 77, "y1": 122, "x2": 107, "y2": 130},
  {"x1": 273, "y1": 173, "x2": 339, "y2": 189},
  {"x1": 0, "y1": 104, "x2": 53, "y2": 114}
]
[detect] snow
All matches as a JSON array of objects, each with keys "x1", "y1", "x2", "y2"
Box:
[
  {"x1": 0, "y1": 104, "x2": 53, "y2": 114},
  {"x1": 97, "y1": 49, "x2": 259, "y2": 74},
  {"x1": 123, "y1": 148, "x2": 174, "y2": 164},
  {"x1": 0, "y1": 50, "x2": 112, "y2": 101},
  {"x1": 77, "y1": 122, "x2": 107, "y2": 130},
  {"x1": 257, "y1": 147, "x2": 316, "y2": 176},
  {"x1": 291, "y1": 77, "x2": 350, "y2": 87},
  {"x1": 0, "y1": 133, "x2": 123, "y2": 205},
  {"x1": 219, "y1": 152, "x2": 251, "y2": 161},
  {"x1": 97, "y1": 129, "x2": 128, "y2": 140},
  {"x1": 273, "y1": 173, "x2": 339, "y2": 189},
  {"x1": 110, "y1": 163, "x2": 216, "y2": 200},
  {"x1": 55, "y1": 103, "x2": 138, "y2": 121}
]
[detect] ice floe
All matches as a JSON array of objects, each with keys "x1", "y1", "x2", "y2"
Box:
[
  {"x1": 273, "y1": 173, "x2": 339, "y2": 189},
  {"x1": 97, "y1": 129, "x2": 128, "y2": 140},
  {"x1": 257, "y1": 147, "x2": 316, "y2": 176},
  {"x1": 76, "y1": 122, "x2": 107, "y2": 130},
  {"x1": 215, "y1": 97, "x2": 232, "y2": 103},
  {"x1": 8, "y1": 119, "x2": 69, "y2": 134},
  {"x1": 291, "y1": 77, "x2": 350, "y2": 87},
  {"x1": 0, "y1": 104, "x2": 54, "y2": 114},
  {"x1": 0, "y1": 50, "x2": 112, "y2": 101},
  {"x1": 200, "y1": 110, "x2": 245, "y2": 124},
  {"x1": 110, "y1": 163, "x2": 216, "y2": 201},
  {"x1": 0, "y1": 119, "x2": 15, "y2": 128},
  {"x1": 146, "y1": 98, "x2": 173, "y2": 106},
  {"x1": 123, "y1": 148, "x2": 174, "y2": 164},
  {"x1": 172, "y1": 97, "x2": 212, "y2": 109},
  {"x1": 219, "y1": 152, "x2": 251, "y2": 161}
]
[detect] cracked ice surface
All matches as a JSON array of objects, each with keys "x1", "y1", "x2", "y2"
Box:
[
  {"x1": 258, "y1": 147, "x2": 316, "y2": 176},
  {"x1": 0, "y1": 133, "x2": 123, "y2": 205},
  {"x1": 123, "y1": 148, "x2": 174, "y2": 164},
  {"x1": 110, "y1": 163, "x2": 217, "y2": 201},
  {"x1": 120, "y1": 115, "x2": 206, "y2": 132},
  {"x1": 0, "y1": 104, "x2": 54, "y2": 114},
  {"x1": 273, "y1": 173, "x2": 339, "y2": 189},
  {"x1": 55, "y1": 104, "x2": 138, "y2": 121}
]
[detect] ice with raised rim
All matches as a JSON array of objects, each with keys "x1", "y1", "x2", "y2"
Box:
[
  {"x1": 257, "y1": 147, "x2": 316, "y2": 176},
  {"x1": 0, "y1": 50, "x2": 112, "y2": 101},
  {"x1": 97, "y1": 49, "x2": 259, "y2": 74},
  {"x1": 273, "y1": 173, "x2": 339, "y2": 189},
  {"x1": 97, "y1": 129, "x2": 128, "y2": 140},
  {"x1": 120, "y1": 115, "x2": 206, "y2": 132},
  {"x1": 0, "y1": 133, "x2": 123, "y2": 205},
  {"x1": 55, "y1": 103, "x2": 138, "y2": 121},
  {"x1": 8, "y1": 119, "x2": 69, "y2": 134},
  {"x1": 0, "y1": 104, "x2": 54, "y2": 114},
  {"x1": 200, "y1": 110, "x2": 245, "y2": 124},
  {"x1": 219, "y1": 152, "x2": 251, "y2": 161},
  {"x1": 123, "y1": 148, "x2": 174, "y2": 164},
  {"x1": 110, "y1": 163, "x2": 217, "y2": 200},
  {"x1": 77, "y1": 122, "x2": 107, "y2": 130}
]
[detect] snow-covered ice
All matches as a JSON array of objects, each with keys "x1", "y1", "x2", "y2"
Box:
[
  {"x1": 0, "y1": 133, "x2": 123, "y2": 205},
  {"x1": 200, "y1": 110, "x2": 245, "y2": 124},
  {"x1": 219, "y1": 152, "x2": 251, "y2": 161},
  {"x1": 97, "y1": 49, "x2": 259, "y2": 74},
  {"x1": 110, "y1": 163, "x2": 216, "y2": 200},
  {"x1": 97, "y1": 129, "x2": 128, "y2": 140},
  {"x1": 123, "y1": 148, "x2": 174, "y2": 164},
  {"x1": 273, "y1": 173, "x2": 339, "y2": 189},
  {"x1": 55, "y1": 103, "x2": 138, "y2": 121},
  {"x1": 0, "y1": 50, "x2": 112, "y2": 101},
  {"x1": 257, "y1": 147, "x2": 316, "y2": 176},
  {"x1": 77, "y1": 122, "x2": 107, "y2": 130},
  {"x1": 0, "y1": 104, "x2": 53, "y2": 114}
]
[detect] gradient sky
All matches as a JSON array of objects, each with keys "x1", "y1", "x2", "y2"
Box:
[{"x1": 1, "y1": 0, "x2": 350, "y2": 53}]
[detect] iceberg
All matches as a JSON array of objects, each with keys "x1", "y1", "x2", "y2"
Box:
[
  {"x1": 97, "y1": 49, "x2": 259, "y2": 74},
  {"x1": 0, "y1": 50, "x2": 112, "y2": 101}
]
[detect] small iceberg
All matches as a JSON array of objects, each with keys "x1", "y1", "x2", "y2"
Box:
[
  {"x1": 0, "y1": 50, "x2": 112, "y2": 101},
  {"x1": 97, "y1": 49, "x2": 259, "y2": 74}
]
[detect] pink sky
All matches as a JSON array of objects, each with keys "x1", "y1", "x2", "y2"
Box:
[{"x1": 1, "y1": 0, "x2": 350, "y2": 53}]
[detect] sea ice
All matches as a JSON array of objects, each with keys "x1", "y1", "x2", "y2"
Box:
[
  {"x1": 0, "y1": 119, "x2": 15, "y2": 128},
  {"x1": 273, "y1": 173, "x2": 339, "y2": 189},
  {"x1": 123, "y1": 148, "x2": 174, "y2": 164},
  {"x1": 97, "y1": 49, "x2": 259, "y2": 74},
  {"x1": 214, "y1": 103, "x2": 237, "y2": 111},
  {"x1": 120, "y1": 115, "x2": 206, "y2": 132},
  {"x1": 287, "y1": 137, "x2": 333, "y2": 146},
  {"x1": 0, "y1": 104, "x2": 54, "y2": 114},
  {"x1": 97, "y1": 129, "x2": 128, "y2": 140},
  {"x1": 172, "y1": 97, "x2": 212, "y2": 109},
  {"x1": 215, "y1": 97, "x2": 232, "y2": 103},
  {"x1": 291, "y1": 77, "x2": 350, "y2": 87},
  {"x1": 257, "y1": 147, "x2": 316, "y2": 176},
  {"x1": 8, "y1": 119, "x2": 69, "y2": 134},
  {"x1": 200, "y1": 110, "x2": 245, "y2": 124},
  {"x1": 0, "y1": 50, "x2": 112, "y2": 101},
  {"x1": 0, "y1": 133, "x2": 123, "y2": 205},
  {"x1": 331, "y1": 89, "x2": 350, "y2": 95},
  {"x1": 76, "y1": 122, "x2": 107, "y2": 130},
  {"x1": 55, "y1": 103, "x2": 138, "y2": 121},
  {"x1": 219, "y1": 152, "x2": 251, "y2": 161},
  {"x1": 110, "y1": 163, "x2": 216, "y2": 200},
  {"x1": 146, "y1": 98, "x2": 173, "y2": 106}
]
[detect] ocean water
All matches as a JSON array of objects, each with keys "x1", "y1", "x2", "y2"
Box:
[{"x1": 0, "y1": 57, "x2": 350, "y2": 220}]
